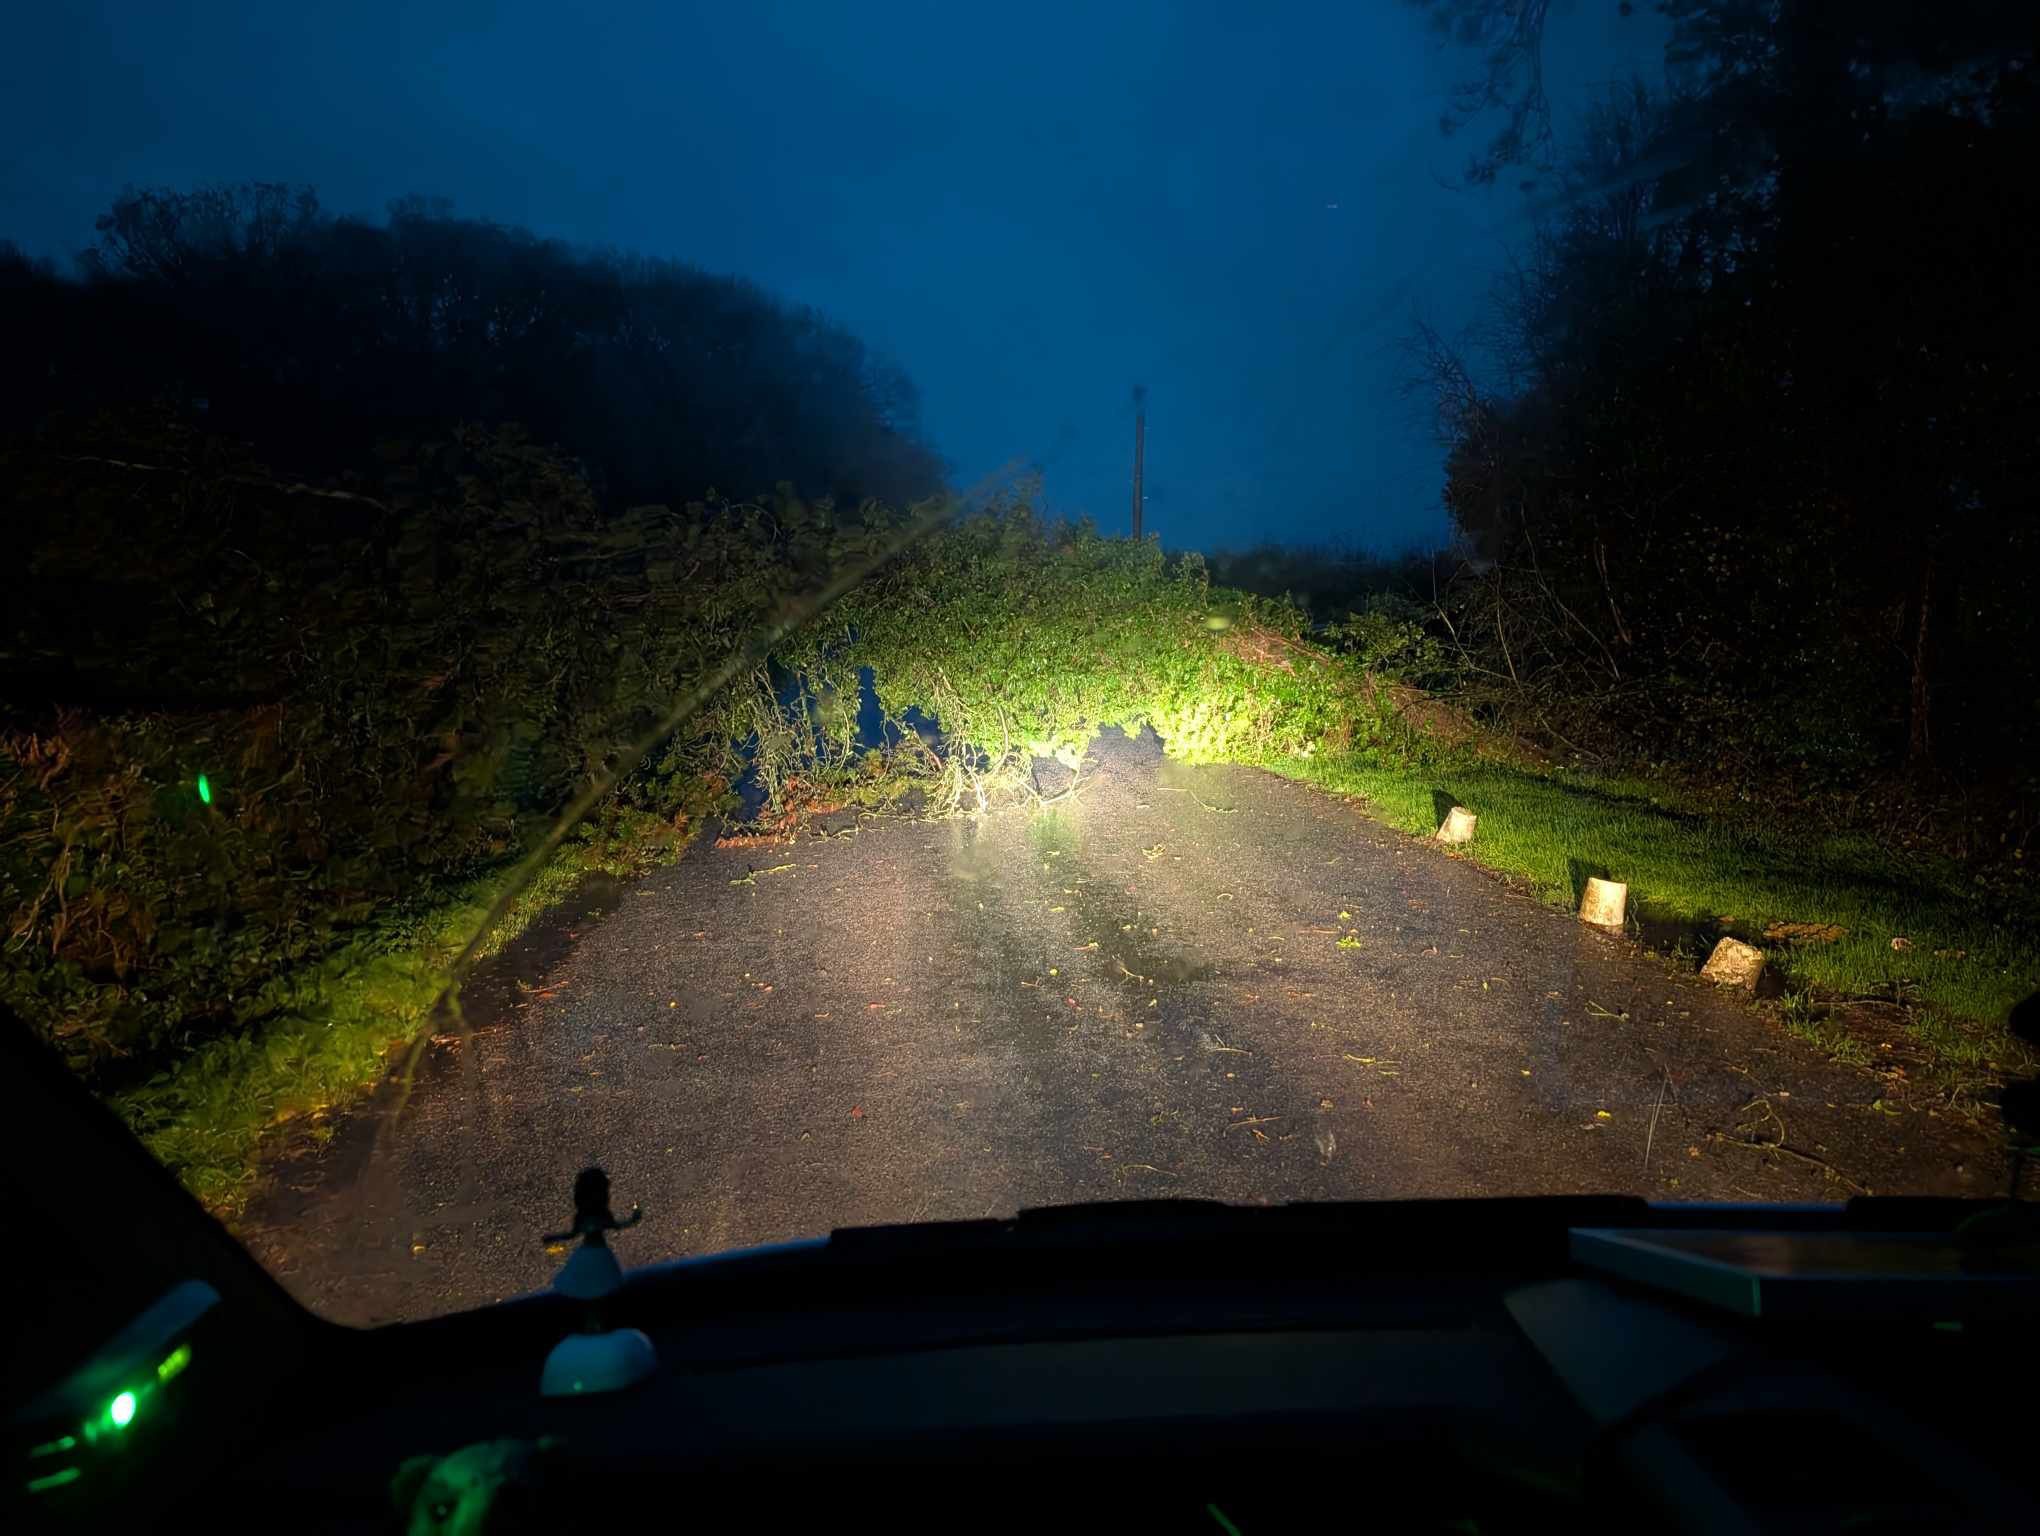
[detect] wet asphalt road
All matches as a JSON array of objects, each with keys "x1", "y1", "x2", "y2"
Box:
[{"x1": 243, "y1": 730, "x2": 1997, "y2": 1324}]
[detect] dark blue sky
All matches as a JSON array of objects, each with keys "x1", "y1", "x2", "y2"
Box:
[{"x1": 5, "y1": 2, "x2": 1658, "y2": 551}]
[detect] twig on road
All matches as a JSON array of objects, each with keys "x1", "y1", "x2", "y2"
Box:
[
  {"x1": 1157, "y1": 784, "x2": 1240, "y2": 814},
  {"x1": 1703, "y1": 1131, "x2": 1870, "y2": 1195},
  {"x1": 1643, "y1": 1068, "x2": 1669, "y2": 1177},
  {"x1": 1115, "y1": 1163, "x2": 1178, "y2": 1180}
]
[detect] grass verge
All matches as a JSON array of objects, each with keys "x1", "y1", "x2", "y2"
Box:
[
  {"x1": 111, "y1": 809, "x2": 692, "y2": 1217},
  {"x1": 1272, "y1": 751, "x2": 2040, "y2": 1082}
]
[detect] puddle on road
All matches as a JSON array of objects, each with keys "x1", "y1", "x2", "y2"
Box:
[
  {"x1": 946, "y1": 807, "x2": 1213, "y2": 1064},
  {"x1": 1026, "y1": 806, "x2": 1211, "y2": 988},
  {"x1": 945, "y1": 819, "x2": 1066, "y2": 1064},
  {"x1": 1059, "y1": 869, "x2": 1211, "y2": 989}
]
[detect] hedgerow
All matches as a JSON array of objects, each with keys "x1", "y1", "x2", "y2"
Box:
[
  {"x1": 4, "y1": 435, "x2": 1420, "y2": 1206},
  {"x1": 0, "y1": 409, "x2": 894, "y2": 1082},
  {"x1": 750, "y1": 494, "x2": 1423, "y2": 814}
]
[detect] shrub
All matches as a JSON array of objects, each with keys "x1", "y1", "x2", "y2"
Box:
[
  {"x1": 744, "y1": 497, "x2": 1413, "y2": 812},
  {"x1": 0, "y1": 409, "x2": 812, "y2": 1077}
]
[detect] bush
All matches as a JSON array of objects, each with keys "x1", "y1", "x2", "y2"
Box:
[
  {"x1": 1323, "y1": 593, "x2": 1451, "y2": 687},
  {"x1": 743, "y1": 499, "x2": 1415, "y2": 813},
  {"x1": 0, "y1": 408, "x2": 827, "y2": 1077}
]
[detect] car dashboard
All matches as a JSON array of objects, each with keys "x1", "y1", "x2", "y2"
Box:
[{"x1": 16, "y1": 1197, "x2": 2029, "y2": 1535}]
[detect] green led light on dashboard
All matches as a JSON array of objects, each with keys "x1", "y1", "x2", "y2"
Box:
[
  {"x1": 108, "y1": 1391, "x2": 137, "y2": 1429},
  {"x1": 158, "y1": 1343, "x2": 192, "y2": 1383}
]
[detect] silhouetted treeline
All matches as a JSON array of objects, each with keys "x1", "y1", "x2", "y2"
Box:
[
  {"x1": 0, "y1": 188, "x2": 946, "y2": 1076},
  {"x1": 0, "y1": 186, "x2": 945, "y2": 508},
  {"x1": 1415, "y1": 2, "x2": 2038, "y2": 798},
  {"x1": 1200, "y1": 542, "x2": 1449, "y2": 624}
]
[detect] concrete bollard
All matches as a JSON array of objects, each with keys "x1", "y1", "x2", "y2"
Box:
[
  {"x1": 1579, "y1": 878, "x2": 1627, "y2": 928},
  {"x1": 1436, "y1": 806, "x2": 1477, "y2": 845},
  {"x1": 1701, "y1": 936, "x2": 1766, "y2": 990}
]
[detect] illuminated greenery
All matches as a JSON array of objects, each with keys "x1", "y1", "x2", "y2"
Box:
[
  {"x1": 113, "y1": 807, "x2": 687, "y2": 1210},
  {"x1": 8, "y1": 436, "x2": 2033, "y2": 1217},
  {"x1": 4, "y1": 415, "x2": 884, "y2": 1068},
  {"x1": 1274, "y1": 753, "x2": 2037, "y2": 1083},
  {"x1": 4, "y1": 410, "x2": 890, "y2": 1211},
  {"x1": 757, "y1": 493, "x2": 1425, "y2": 815},
  {"x1": 757, "y1": 494, "x2": 2035, "y2": 1085}
]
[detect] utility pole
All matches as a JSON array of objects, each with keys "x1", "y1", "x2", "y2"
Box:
[{"x1": 1131, "y1": 384, "x2": 1146, "y2": 541}]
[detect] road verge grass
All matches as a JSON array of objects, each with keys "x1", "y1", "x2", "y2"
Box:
[
  {"x1": 1271, "y1": 752, "x2": 2040, "y2": 1085},
  {"x1": 801, "y1": 509, "x2": 2037, "y2": 1088},
  {"x1": 112, "y1": 809, "x2": 691, "y2": 1216}
]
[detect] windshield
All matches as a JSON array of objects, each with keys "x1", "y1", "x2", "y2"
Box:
[{"x1": 5, "y1": 2, "x2": 2035, "y2": 1326}]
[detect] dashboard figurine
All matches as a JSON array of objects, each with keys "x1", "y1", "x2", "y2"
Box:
[
  {"x1": 542, "y1": 1167, "x2": 643, "y2": 1299},
  {"x1": 538, "y1": 1166, "x2": 656, "y2": 1398}
]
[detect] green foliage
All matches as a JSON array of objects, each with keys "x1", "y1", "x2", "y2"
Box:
[
  {"x1": 111, "y1": 808, "x2": 681, "y2": 1212},
  {"x1": 1323, "y1": 594, "x2": 1451, "y2": 688},
  {"x1": 15, "y1": 401, "x2": 2030, "y2": 1217},
  {"x1": 1273, "y1": 751, "x2": 2040, "y2": 1052},
  {"x1": 1776, "y1": 992, "x2": 1876, "y2": 1069},
  {"x1": 1200, "y1": 542, "x2": 1444, "y2": 624},
  {"x1": 1421, "y1": 12, "x2": 2039, "y2": 805},
  {"x1": 750, "y1": 498, "x2": 1414, "y2": 816},
  {"x1": 0, "y1": 410, "x2": 803, "y2": 1079},
  {"x1": 1, "y1": 400, "x2": 953, "y2": 1206}
]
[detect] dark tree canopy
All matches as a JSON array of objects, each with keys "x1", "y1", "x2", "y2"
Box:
[
  {"x1": 1409, "y1": 1, "x2": 2030, "y2": 192},
  {"x1": 3, "y1": 184, "x2": 945, "y2": 510},
  {"x1": 1416, "y1": 2, "x2": 2038, "y2": 787},
  {"x1": 1, "y1": 185, "x2": 950, "y2": 1074},
  {"x1": 1406, "y1": 0, "x2": 1559, "y2": 184}
]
